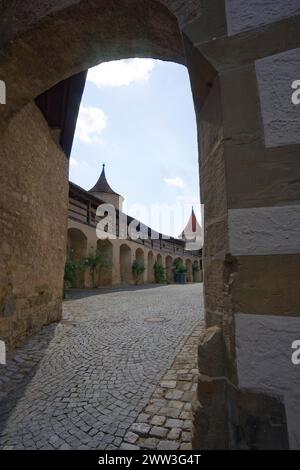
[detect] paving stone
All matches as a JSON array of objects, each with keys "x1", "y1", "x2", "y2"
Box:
[
  {"x1": 136, "y1": 413, "x2": 151, "y2": 423},
  {"x1": 60, "y1": 443, "x2": 72, "y2": 450},
  {"x1": 165, "y1": 408, "x2": 181, "y2": 419},
  {"x1": 130, "y1": 423, "x2": 150, "y2": 437},
  {"x1": 168, "y1": 400, "x2": 184, "y2": 410},
  {"x1": 178, "y1": 374, "x2": 193, "y2": 381},
  {"x1": 182, "y1": 431, "x2": 192, "y2": 442},
  {"x1": 183, "y1": 420, "x2": 193, "y2": 431},
  {"x1": 120, "y1": 443, "x2": 140, "y2": 450},
  {"x1": 178, "y1": 382, "x2": 192, "y2": 391},
  {"x1": 140, "y1": 437, "x2": 159, "y2": 449},
  {"x1": 165, "y1": 419, "x2": 184, "y2": 429},
  {"x1": 167, "y1": 428, "x2": 181, "y2": 440},
  {"x1": 160, "y1": 381, "x2": 177, "y2": 389},
  {"x1": 182, "y1": 391, "x2": 194, "y2": 402},
  {"x1": 144, "y1": 405, "x2": 160, "y2": 414},
  {"x1": 180, "y1": 442, "x2": 192, "y2": 450},
  {"x1": 157, "y1": 440, "x2": 180, "y2": 450},
  {"x1": 113, "y1": 437, "x2": 122, "y2": 446},
  {"x1": 150, "y1": 416, "x2": 166, "y2": 426},
  {"x1": 179, "y1": 411, "x2": 191, "y2": 420},
  {"x1": 165, "y1": 390, "x2": 184, "y2": 400},
  {"x1": 149, "y1": 426, "x2": 168, "y2": 438},
  {"x1": 124, "y1": 432, "x2": 139, "y2": 444}
]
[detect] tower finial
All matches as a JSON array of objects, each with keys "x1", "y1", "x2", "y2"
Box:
[{"x1": 101, "y1": 163, "x2": 106, "y2": 177}]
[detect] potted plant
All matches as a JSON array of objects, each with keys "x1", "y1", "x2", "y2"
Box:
[
  {"x1": 132, "y1": 259, "x2": 146, "y2": 285},
  {"x1": 153, "y1": 261, "x2": 167, "y2": 284},
  {"x1": 173, "y1": 259, "x2": 187, "y2": 284}
]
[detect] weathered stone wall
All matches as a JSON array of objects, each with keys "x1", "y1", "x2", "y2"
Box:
[
  {"x1": 183, "y1": 1, "x2": 300, "y2": 449},
  {"x1": 0, "y1": 102, "x2": 69, "y2": 353},
  {"x1": 0, "y1": 0, "x2": 185, "y2": 121}
]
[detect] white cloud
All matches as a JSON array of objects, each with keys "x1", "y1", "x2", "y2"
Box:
[
  {"x1": 75, "y1": 105, "x2": 107, "y2": 143},
  {"x1": 164, "y1": 177, "x2": 185, "y2": 189},
  {"x1": 87, "y1": 58, "x2": 155, "y2": 88}
]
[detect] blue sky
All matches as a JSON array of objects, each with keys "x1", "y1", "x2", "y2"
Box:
[{"x1": 70, "y1": 59, "x2": 201, "y2": 237}]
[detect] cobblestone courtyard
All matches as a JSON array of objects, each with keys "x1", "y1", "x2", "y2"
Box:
[{"x1": 0, "y1": 284, "x2": 204, "y2": 450}]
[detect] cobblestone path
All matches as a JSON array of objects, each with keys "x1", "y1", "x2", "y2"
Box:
[
  {"x1": 122, "y1": 323, "x2": 203, "y2": 450},
  {"x1": 0, "y1": 284, "x2": 204, "y2": 450}
]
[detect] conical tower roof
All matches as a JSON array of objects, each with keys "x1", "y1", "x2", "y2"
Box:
[
  {"x1": 180, "y1": 207, "x2": 203, "y2": 249},
  {"x1": 89, "y1": 164, "x2": 120, "y2": 196}
]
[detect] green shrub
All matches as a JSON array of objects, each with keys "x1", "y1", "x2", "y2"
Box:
[
  {"x1": 132, "y1": 259, "x2": 146, "y2": 285},
  {"x1": 84, "y1": 249, "x2": 112, "y2": 288},
  {"x1": 154, "y1": 261, "x2": 167, "y2": 284},
  {"x1": 173, "y1": 259, "x2": 187, "y2": 274},
  {"x1": 64, "y1": 259, "x2": 85, "y2": 289}
]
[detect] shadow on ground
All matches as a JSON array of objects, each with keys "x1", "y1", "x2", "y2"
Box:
[
  {"x1": 0, "y1": 324, "x2": 57, "y2": 444},
  {"x1": 64, "y1": 284, "x2": 172, "y2": 300}
]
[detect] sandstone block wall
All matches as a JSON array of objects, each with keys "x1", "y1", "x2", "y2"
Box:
[
  {"x1": 184, "y1": 1, "x2": 300, "y2": 449},
  {"x1": 0, "y1": 103, "x2": 69, "y2": 353}
]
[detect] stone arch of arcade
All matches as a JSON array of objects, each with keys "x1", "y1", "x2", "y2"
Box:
[
  {"x1": 135, "y1": 247, "x2": 146, "y2": 284},
  {"x1": 165, "y1": 255, "x2": 173, "y2": 284},
  {"x1": 120, "y1": 244, "x2": 133, "y2": 285},
  {"x1": 185, "y1": 259, "x2": 193, "y2": 283},
  {"x1": 156, "y1": 253, "x2": 163, "y2": 265},
  {"x1": 192, "y1": 259, "x2": 201, "y2": 283},
  {"x1": 147, "y1": 251, "x2": 155, "y2": 284},
  {"x1": 1, "y1": 0, "x2": 299, "y2": 449},
  {"x1": 97, "y1": 239, "x2": 113, "y2": 287},
  {"x1": 67, "y1": 228, "x2": 87, "y2": 288}
]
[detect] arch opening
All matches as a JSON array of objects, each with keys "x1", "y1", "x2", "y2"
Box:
[
  {"x1": 120, "y1": 244, "x2": 133, "y2": 285},
  {"x1": 147, "y1": 251, "x2": 155, "y2": 283},
  {"x1": 97, "y1": 239, "x2": 113, "y2": 287},
  {"x1": 186, "y1": 259, "x2": 193, "y2": 283},
  {"x1": 67, "y1": 228, "x2": 87, "y2": 288},
  {"x1": 134, "y1": 247, "x2": 146, "y2": 284},
  {"x1": 165, "y1": 255, "x2": 173, "y2": 284}
]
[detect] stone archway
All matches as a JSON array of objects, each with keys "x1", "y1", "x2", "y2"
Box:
[
  {"x1": 193, "y1": 260, "x2": 200, "y2": 283},
  {"x1": 186, "y1": 259, "x2": 193, "y2": 283},
  {"x1": 156, "y1": 253, "x2": 163, "y2": 265},
  {"x1": 97, "y1": 239, "x2": 113, "y2": 287},
  {"x1": 67, "y1": 228, "x2": 87, "y2": 288},
  {"x1": 0, "y1": 0, "x2": 187, "y2": 121},
  {"x1": 165, "y1": 255, "x2": 173, "y2": 284},
  {"x1": 120, "y1": 244, "x2": 132, "y2": 285},
  {"x1": 135, "y1": 247, "x2": 146, "y2": 284},
  {"x1": 147, "y1": 251, "x2": 155, "y2": 283}
]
